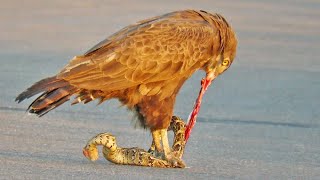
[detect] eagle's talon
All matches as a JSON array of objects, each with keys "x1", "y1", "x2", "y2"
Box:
[
  {"x1": 147, "y1": 142, "x2": 156, "y2": 155},
  {"x1": 165, "y1": 152, "x2": 186, "y2": 168},
  {"x1": 151, "y1": 150, "x2": 165, "y2": 159}
]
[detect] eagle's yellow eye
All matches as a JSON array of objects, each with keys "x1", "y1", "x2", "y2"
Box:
[{"x1": 222, "y1": 59, "x2": 230, "y2": 66}]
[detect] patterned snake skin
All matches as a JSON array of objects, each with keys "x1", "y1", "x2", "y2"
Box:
[{"x1": 83, "y1": 116, "x2": 186, "y2": 168}]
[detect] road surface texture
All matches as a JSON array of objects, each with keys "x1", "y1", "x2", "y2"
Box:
[{"x1": 0, "y1": 0, "x2": 319, "y2": 179}]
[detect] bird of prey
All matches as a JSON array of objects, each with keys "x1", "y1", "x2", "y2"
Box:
[{"x1": 16, "y1": 9, "x2": 237, "y2": 167}]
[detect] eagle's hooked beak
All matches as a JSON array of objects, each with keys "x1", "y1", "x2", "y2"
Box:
[{"x1": 206, "y1": 69, "x2": 217, "y2": 81}]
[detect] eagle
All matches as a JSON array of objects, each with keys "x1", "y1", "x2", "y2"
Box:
[{"x1": 16, "y1": 10, "x2": 237, "y2": 167}]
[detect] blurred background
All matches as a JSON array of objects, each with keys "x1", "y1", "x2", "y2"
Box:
[{"x1": 1, "y1": 1, "x2": 319, "y2": 179}]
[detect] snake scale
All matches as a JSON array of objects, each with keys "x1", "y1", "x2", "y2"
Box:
[{"x1": 83, "y1": 116, "x2": 186, "y2": 168}]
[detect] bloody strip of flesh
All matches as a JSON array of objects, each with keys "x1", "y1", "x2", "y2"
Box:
[{"x1": 185, "y1": 77, "x2": 212, "y2": 142}]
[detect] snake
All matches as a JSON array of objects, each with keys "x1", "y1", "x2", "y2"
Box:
[{"x1": 83, "y1": 116, "x2": 186, "y2": 168}]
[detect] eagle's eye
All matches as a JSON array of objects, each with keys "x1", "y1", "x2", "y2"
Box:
[{"x1": 222, "y1": 59, "x2": 230, "y2": 66}]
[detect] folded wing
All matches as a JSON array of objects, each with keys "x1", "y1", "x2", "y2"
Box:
[{"x1": 57, "y1": 10, "x2": 218, "y2": 92}]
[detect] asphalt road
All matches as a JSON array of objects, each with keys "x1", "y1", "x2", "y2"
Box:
[{"x1": 1, "y1": 0, "x2": 319, "y2": 179}]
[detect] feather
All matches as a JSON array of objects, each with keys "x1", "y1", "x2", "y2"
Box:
[{"x1": 16, "y1": 76, "x2": 69, "y2": 103}]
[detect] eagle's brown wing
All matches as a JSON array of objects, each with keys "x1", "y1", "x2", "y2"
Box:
[{"x1": 57, "y1": 10, "x2": 218, "y2": 94}]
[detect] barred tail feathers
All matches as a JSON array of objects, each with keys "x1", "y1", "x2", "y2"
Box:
[{"x1": 16, "y1": 76, "x2": 78, "y2": 116}]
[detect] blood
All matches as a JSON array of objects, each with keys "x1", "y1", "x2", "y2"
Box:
[{"x1": 184, "y1": 77, "x2": 212, "y2": 142}]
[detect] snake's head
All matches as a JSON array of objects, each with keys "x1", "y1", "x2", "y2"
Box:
[{"x1": 83, "y1": 145, "x2": 99, "y2": 161}]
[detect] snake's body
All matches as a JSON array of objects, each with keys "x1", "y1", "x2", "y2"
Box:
[{"x1": 83, "y1": 116, "x2": 186, "y2": 168}]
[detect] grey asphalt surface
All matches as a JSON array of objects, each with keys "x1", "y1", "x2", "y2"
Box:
[{"x1": 1, "y1": 1, "x2": 320, "y2": 179}]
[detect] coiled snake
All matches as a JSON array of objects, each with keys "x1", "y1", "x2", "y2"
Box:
[{"x1": 83, "y1": 116, "x2": 186, "y2": 168}]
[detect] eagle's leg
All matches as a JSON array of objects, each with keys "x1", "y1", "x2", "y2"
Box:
[
  {"x1": 148, "y1": 140, "x2": 156, "y2": 154},
  {"x1": 150, "y1": 129, "x2": 164, "y2": 158},
  {"x1": 149, "y1": 116, "x2": 186, "y2": 157},
  {"x1": 150, "y1": 128, "x2": 185, "y2": 168}
]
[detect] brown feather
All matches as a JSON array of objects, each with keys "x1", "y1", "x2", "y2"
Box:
[{"x1": 15, "y1": 76, "x2": 69, "y2": 102}]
